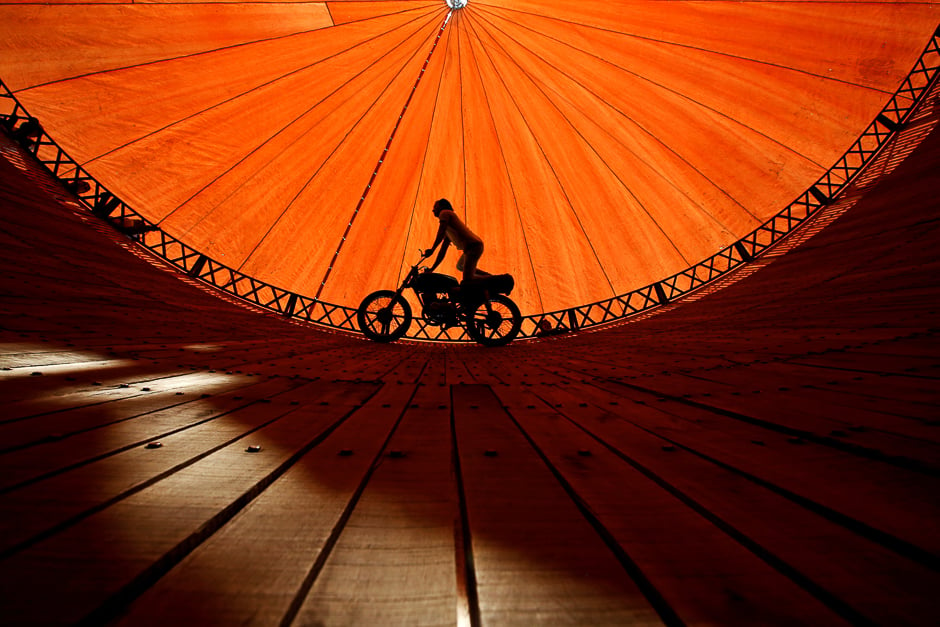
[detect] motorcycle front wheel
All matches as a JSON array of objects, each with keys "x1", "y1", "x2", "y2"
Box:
[
  {"x1": 465, "y1": 294, "x2": 522, "y2": 347},
  {"x1": 357, "y1": 290, "x2": 412, "y2": 342}
]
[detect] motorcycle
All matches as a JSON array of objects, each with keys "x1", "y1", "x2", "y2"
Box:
[{"x1": 356, "y1": 253, "x2": 522, "y2": 347}]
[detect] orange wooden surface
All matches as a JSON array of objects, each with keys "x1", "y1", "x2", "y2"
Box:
[
  {"x1": 2, "y1": 3, "x2": 937, "y2": 313},
  {"x1": 1, "y1": 8, "x2": 939, "y2": 625}
]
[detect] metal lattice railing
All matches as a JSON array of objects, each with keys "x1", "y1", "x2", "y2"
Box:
[{"x1": 1, "y1": 26, "x2": 938, "y2": 342}]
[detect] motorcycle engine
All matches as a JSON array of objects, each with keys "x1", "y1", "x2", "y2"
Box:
[{"x1": 423, "y1": 298, "x2": 457, "y2": 327}]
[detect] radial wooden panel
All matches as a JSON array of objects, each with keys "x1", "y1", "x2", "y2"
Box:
[
  {"x1": 2, "y1": 2, "x2": 937, "y2": 314},
  {"x1": 0, "y1": 4, "x2": 334, "y2": 88}
]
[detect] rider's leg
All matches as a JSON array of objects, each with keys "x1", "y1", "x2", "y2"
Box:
[{"x1": 461, "y1": 243, "x2": 483, "y2": 283}]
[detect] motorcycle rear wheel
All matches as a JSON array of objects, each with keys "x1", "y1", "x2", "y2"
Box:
[
  {"x1": 357, "y1": 290, "x2": 412, "y2": 342},
  {"x1": 465, "y1": 294, "x2": 522, "y2": 347}
]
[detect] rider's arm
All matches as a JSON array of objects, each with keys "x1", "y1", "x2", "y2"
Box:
[
  {"x1": 424, "y1": 211, "x2": 451, "y2": 258},
  {"x1": 429, "y1": 239, "x2": 449, "y2": 271}
]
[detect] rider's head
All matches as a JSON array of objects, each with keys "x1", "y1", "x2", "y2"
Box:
[{"x1": 432, "y1": 198, "x2": 452, "y2": 217}]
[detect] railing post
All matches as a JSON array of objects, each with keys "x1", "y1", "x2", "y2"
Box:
[
  {"x1": 654, "y1": 283, "x2": 669, "y2": 305},
  {"x1": 284, "y1": 294, "x2": 298, "y2": 318},
  {"x1": 876, "y1": 114, "x2": 899, "y2": 132},
  {"x1": 188, "y1": 255, "x2": 208, "y2": 278},
  {"x1": 809, "y1": 186, "x2": 830, "y2": 206},
  {"x1": 733, "y1": 241, "x2": 753, "y2": 263}
]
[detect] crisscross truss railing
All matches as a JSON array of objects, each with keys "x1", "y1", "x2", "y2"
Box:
[{"x1": 1, "y1": 26, "x2": 938, "y2": 342}]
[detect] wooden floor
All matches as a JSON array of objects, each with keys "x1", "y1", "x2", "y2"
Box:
[{"x1": 1, "y1": 88, "x2": 939, "y2": 626}]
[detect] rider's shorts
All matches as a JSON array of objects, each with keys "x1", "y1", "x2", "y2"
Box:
[{"x1": 456, "y1": 241, "x2": 483, "y2": 271}]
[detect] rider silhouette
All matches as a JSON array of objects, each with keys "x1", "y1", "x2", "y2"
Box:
[{"x1": 424, "y1": 198, "x2": 490, "y2": 283}]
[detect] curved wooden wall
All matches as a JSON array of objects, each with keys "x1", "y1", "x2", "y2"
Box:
[
  {"x1": 1, "y1": 2, "x2": 937, "y2": 314},
  {"x1": 0, "y1": 70, "x2": 938, "y2": 625}
]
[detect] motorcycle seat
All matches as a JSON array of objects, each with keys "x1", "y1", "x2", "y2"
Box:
[{"x1": 465, "y1": 273, "x2": 514, "y2": 295}]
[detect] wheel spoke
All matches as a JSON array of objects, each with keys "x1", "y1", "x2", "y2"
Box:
[
  {"x1": 358, "y1": 291, "x2": 411, "y2": 342},
  {"x1": 462, "y1": 295, "x2": 519, "y2": 346}
]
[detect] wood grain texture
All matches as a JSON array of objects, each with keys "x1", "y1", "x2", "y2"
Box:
[
  {"x1": 0, "y1": 63, "x2": 938, "y2": 625},
  {"x1": 5, "y1": 3, "x2": 937, "y2": 312}
]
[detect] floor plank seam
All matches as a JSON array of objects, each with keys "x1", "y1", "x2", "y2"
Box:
[
  {"x1": 536, "y1": 394, "x2": 882, "y2": 626},
  {"x1": 640, "y1": 422, "x2": 940, "y2": 574},
  {"x1": 0, "y1": 390, "x2": 318, "y2": 562},
  {"x1": 0, "y1": 380, "x2": 305, "y2": 496},
  {"x1": 500, "y1": 395, "x2": 686, "y2": 627},
  {"x1": 76, "y1": 382, "x2": 388, "y2": 626},
  {"x1": 591, "y1": 370, "x2": 940, "y2": 478},
  {"x1": 279, "y1": 382, "x2": 418, "y2": 626},
  {"x1": 449, "y1": 384, "x2": 482, "y2": 627}
]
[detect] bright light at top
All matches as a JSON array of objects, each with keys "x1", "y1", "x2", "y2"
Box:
[{"x1": 446, "y1": 0, "x2": 467, "y2": 8}]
